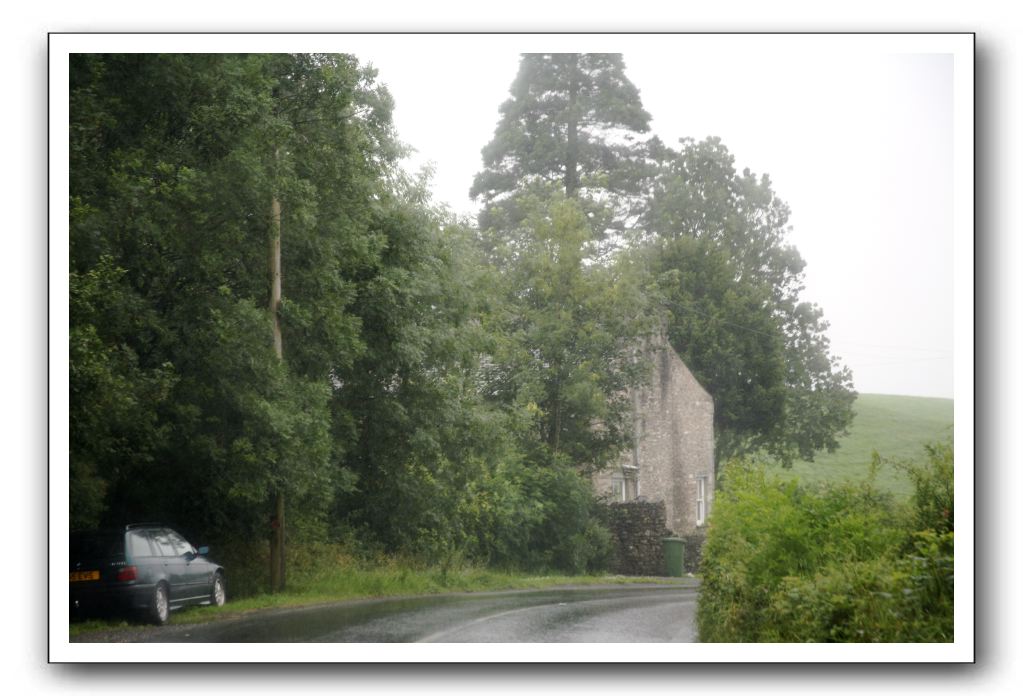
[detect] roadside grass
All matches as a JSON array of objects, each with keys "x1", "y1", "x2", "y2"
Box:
[
  {"x1": 767, "y1": 393, "x2": 953, "y2": 499},
  {"x1": 68, "y1": 556, "x2": 683, "y2": 637}
]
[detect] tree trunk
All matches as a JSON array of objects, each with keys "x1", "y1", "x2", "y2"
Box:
[
  {"x1": 550, "y1": 372, "x2": 562, "y2": 455},
  {"x1": 268, "y1": 181, "x2": 286, "y2": 593},
  {"x1": 552, "y1": 401, "x2": 561, "y2": 454},
  {"x1": 564, "y1": 55, "x2": 579, "y2": 199},
  {"x1": 269, "y1": 490, "x2": 285, "y2": 592},
  {"x1": 269, "y1": 194, "x2": 283, "y2": 360}
]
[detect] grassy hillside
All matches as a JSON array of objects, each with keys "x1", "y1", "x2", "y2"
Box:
[{"x1": 768, "y1": 393, "x2": 954, "y2": 499}]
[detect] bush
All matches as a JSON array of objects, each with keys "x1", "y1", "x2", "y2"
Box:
[
  {"x1": 763, "y1": 531, "x2": 953, "y2": 642},
  {"x1": 897, "y1": 438, "x2": 954, "y2": 537},
  {"x1": 697, "y1": 440, "x2": 953, "y2": 642},
  {"x1": 500, "y1": 460, "x2": 613, "y2": 574}
]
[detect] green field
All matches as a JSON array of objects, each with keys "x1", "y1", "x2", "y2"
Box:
[{"x1": 768, "y1": 393, "x2": 954, "y2": 499}]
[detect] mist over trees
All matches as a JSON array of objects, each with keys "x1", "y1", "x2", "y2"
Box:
[{"x1": 69, "y1": 52, "x2": 855, "y2": 586}]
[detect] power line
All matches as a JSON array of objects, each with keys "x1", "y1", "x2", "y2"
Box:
[{"x1": 854, "y1": 355, "x2": 953, "y2": 368}]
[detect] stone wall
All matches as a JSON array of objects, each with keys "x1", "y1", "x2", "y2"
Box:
[
  {"x1": 593, "y1": 342, "x2": 715, "y2": 538},
  {"x1": 602, "y1": 500, "x2": 673, "y2": 576}
]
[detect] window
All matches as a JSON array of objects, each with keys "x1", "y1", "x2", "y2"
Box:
[
  {"x1": 622, "y1": 465, "x2": 639, "y2": 501},
  {"x1": 166, "y1": 530, "x2": 195, "y2": 556},
  {"x1": 696, "y1": 477, "x2": 707, "y2": 526},
  {"x1": 624, "y1": 476, "x2": 638, "y2": 501},
  {"x1": 127, "y1": 531, "x2": 154, "y2": 558},
  {"x1": 148, "y1": 529, "x2": 178, "y2": 557},
  {"x1": 611, "y1": 474, "x2": 625, "y2": 502}
]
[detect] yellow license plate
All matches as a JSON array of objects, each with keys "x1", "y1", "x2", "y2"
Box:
[{"x1": 70, "y1": 570, "x2": 100, "y2": 582}]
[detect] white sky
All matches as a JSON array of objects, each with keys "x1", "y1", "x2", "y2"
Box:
[{"x1": 359, "y1": 36, "x2": 964, "y2": 400}]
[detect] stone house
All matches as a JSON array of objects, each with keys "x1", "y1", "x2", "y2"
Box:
[{"x1": 592, "y1": 341, "x2": 715, "y2": 539}]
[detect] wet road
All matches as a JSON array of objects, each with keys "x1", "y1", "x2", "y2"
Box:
[{"x1": 77, "y1": 582, "x2": 699, "y2": 643}]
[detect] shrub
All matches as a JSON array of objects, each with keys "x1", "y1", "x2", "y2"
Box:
[
  {"x1": 897, "y1": 438, "x2": 954, "y2": 537},
  {"x1": 763, "y1": 531, "x2": 953, "y2": 642},
  {"x1": 697, "y1": 441, "x2": 952, "y2": 643},
  {"x1": 508, "y1": 460, "x2": 613, "y2": 574}
]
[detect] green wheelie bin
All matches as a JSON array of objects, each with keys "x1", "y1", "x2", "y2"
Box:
[{"x1": 662, "y1": 537, "x2": 686, "y2": 577}]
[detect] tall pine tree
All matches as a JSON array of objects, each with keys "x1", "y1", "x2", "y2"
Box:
[{"x1": 471, "y1": 53, "x2": 654, "y2": 241}]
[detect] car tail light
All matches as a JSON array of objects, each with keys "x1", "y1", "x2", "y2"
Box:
[{"x1": 116, "y1": 565, "x2": 138, "y2": 582}]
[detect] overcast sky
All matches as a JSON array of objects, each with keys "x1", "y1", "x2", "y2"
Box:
[{"x1": 355, "y1": 35, "x2": 964, "y2": 400}]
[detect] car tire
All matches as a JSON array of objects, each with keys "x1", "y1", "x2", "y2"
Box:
[
  {"x1": 211, "y1": 572, "x2": 226, "y2": 607},
  {"x1": 149, "y1": 582, "x2": 170, "y2": 625}
]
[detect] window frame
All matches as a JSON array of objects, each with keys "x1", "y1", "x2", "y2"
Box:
[
  {"x1": 696, "y1": 476, "x2": 707, "y2": 526},
  {"x1": 611, "y1": 474, "x2": 625, "y2": 502}
]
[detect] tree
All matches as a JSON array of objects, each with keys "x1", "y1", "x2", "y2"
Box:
[
  {"x1": 328, "y1": 187, "x2": 504, "y2": 560},
  {"x1": 639, "y1": 235, "x2": 788, "y2": 457},
  {"x1": 72, "y1": 52, "x2": 593, "y2": 577},
  {"x1": 480, "y1": 194, "x2": 653, "y2": 472},
  {"x1": 468, "y1": 194, "x2": 652, "y2": 571},
  {"x1": 68, "y1": 54, "x2": 403, "y2": 584},
  {"x1": 471, "y1": 53, "x2": 654, "y2": 239},
  {"x1": 256, "y1": 53, "x2": 402, "y2": 590},
  {"x1": 69, "y1": 257, "x2": 176, "y2": 530},
  {"x1": 472, "y1": 53, "x2": 855, "y2": 468},
  {"x1": 642, "y1": 137, "x2": 856, "y2": 464}
]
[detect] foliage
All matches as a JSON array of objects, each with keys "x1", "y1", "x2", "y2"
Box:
[
  {"x1": 474, "y1": 56, "x2": 856, "y2": 468},
  {"x1": 328, "y1": 196, "x2": 492, "y2": 560},
  {"x1": 762, "y1": 530, "x2": 954, "y2": 642},
  {"x1": 639, "y1": 235, "x2": 787, "y2": 454},
  {"x1": 69, "y1": 54, "x2": 450, "y2": 561},
  {"x1": 697, "y1": 440, "x2": 954, "y2": 642},
  {"x1": 471, "y1": 53, "x2": 654, "y2": 242},
  {"x1": 69, "y1": 257, "x2": 176, "y2": 529},
  {"x1": 469, "y1": 194, "x2": 650, "y2": 572},
  {"x1": 696, "y1": 462, "x2": 902, "y2": 641},
  {"x1": 897, "y1": 438, "x2": 954, "y2": 536},
  {"x1": 481, "y1": 195, "x2": 654, "y2": 469},
  {"x1": 70, "y1": 51, "x2": 868, "y2": 590},
  {"x1": 70, "y1": 54, "x2": 622, "y2": 578},
  {"x1": 641, "y1": 137, "x2": 856, "y2": 465}
]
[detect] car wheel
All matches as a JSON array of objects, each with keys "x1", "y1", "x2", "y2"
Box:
[
  {"x1": 149, "y1": 582, "x2": 170, "y2": 625},
  {"x1": 211, "y1": 572, "x2": 226, "y2": 607}
]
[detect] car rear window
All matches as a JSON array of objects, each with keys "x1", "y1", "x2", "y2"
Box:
[
  {"x1": 127, "y1": 531, "x2": 155, "y2": 558},
  {"x1": 148, "y1": 529, "x2": 178, "y2": 557},
  {"x1": 70, "y1": 531, "x2": 124, "y2": 561}
]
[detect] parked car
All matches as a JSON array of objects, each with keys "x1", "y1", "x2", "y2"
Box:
[{"x1": 70, "y1": 524, "x2": 226, "y2": 625}]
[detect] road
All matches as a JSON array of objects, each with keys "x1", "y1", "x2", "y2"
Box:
[{"x1": 73, "y1": 582, "x2": 699, "y2": 643}]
